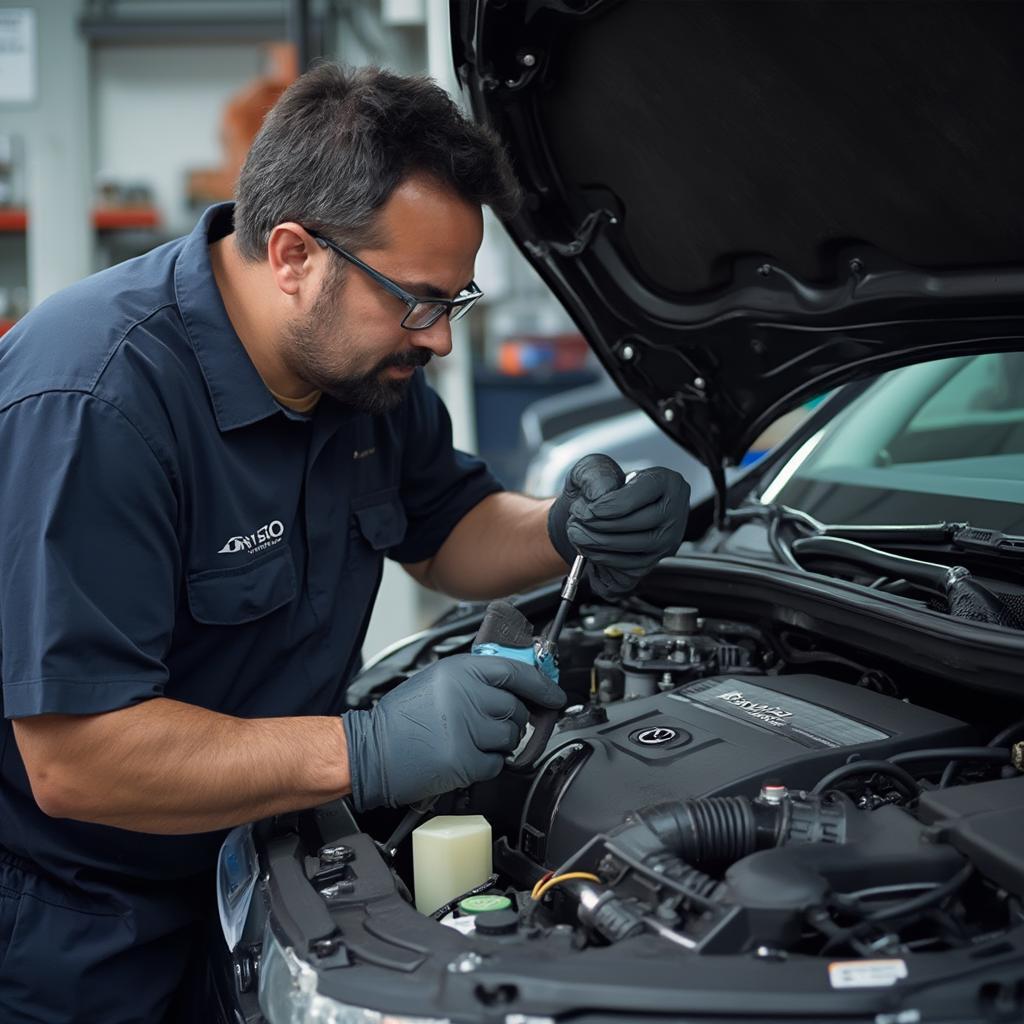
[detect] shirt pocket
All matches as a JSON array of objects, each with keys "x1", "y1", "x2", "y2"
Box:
[
  {"x1": 350, "y1": 488, "x2": 408, "y2": 554},
  {"x1": 186, "y1": 547, "x2": 297, "y2": 625}
]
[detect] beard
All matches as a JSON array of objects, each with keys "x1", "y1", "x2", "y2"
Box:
[{"x1": 281, "y1": 280, "x2": 432, "y2": 415}]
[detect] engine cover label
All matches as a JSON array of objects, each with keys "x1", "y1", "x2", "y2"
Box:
[{"x1": 670, "y1": 679, "x2": 889, "y2": 749}]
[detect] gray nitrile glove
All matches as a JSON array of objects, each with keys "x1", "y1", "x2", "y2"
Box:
[
  {"x1": 343, "y1": 654, "x2": 566, "y2": 811},
  {"x1": 548, "y1": 454, "x2": 690, "y2": 599}
]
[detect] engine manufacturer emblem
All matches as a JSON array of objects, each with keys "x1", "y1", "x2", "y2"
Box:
[{"x1": 635, "y1": 727, "x2": 678, "y2": 746}]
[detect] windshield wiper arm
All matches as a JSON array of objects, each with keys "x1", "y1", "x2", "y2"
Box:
[
  {"x1": 815, "y1": 520, "x2": 1024, "y2": 557},
  {"x1": 727, "y1": 503, "x2": 1024, "y2": 626},
  {"x1": 728, "y1": 504, "x2": 1024, "y2": 558}
]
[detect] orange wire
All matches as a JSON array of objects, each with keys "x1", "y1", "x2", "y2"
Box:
[
  {"x1": 531, "y1": 872, "x2": 601, "y2": 902},
  {"x1": 530, "y1": 871, "x2": 554, "y2": 900}
]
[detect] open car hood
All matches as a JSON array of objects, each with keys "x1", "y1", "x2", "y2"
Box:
[{"x1": 452, "y1": 0, "x2": 1024, "y2": 493}]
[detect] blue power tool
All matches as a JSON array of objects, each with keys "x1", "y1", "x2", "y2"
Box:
[{"x1": 472, "y1": 554, "x2": 585, "y2": 772}]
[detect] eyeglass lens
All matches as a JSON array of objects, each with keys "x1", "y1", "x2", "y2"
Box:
[
  {"x1": 402, "y1": 294, "x2": 479, "y2": 330},
  {"x1": 403, "y1": 302, "x2": 449, "y2": 330}
]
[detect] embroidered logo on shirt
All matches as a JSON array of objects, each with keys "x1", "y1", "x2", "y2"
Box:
[
  {"x1": 218, "y1": 520, "x2": 285, "y2": 555},
  {"x1": 353, "y1": 447, "x2": 376, "y2": 460}
]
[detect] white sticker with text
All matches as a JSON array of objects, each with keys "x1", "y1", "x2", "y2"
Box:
[{"x1": 829, "y1": 959, "x2": 908, "y2": 989}]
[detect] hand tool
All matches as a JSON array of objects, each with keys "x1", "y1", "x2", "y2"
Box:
[{"x1": 472, "y1": 554, "x2": 586, "y2": 772}]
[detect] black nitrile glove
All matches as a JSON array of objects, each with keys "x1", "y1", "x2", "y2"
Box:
[
  {"x1": 548, "y1": 453, "x2": 690, "y2": 599},
  {"x1": 343, "y1": 654, "x2": 566, "y2": 810}
]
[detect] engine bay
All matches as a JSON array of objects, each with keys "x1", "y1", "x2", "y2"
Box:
[
  {"x1": 417, "y1": 598, "x2": 1023, "y2": 958},
  {"x1": 238, "y1": 573, "x2": 1024, "y2": 1022}
]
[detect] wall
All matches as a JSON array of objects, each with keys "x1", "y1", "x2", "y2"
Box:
[{"x1": 92, "y1": 42, "x2": 266, "y2": 236}]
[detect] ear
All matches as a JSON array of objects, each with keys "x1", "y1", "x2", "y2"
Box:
[{"x1": 266, "y1": 223, "x2": 321, "y2": 297}]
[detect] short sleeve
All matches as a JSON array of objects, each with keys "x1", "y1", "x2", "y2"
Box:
[
  {"x1": 0, "y1": 393, "x2": 180, "y2": 718},
  {"x1": 389, "y1": 374, "x2": 504, "y2": 564}
]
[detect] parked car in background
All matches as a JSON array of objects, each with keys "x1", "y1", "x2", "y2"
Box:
[
  {"x1": 517, "y1": 378, "x2": 813, "y2": 499},
  {"x1": 518, "y1": 378, "x2": 718, "y2": 499}
]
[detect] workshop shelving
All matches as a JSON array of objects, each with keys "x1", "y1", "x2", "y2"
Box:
[
  {"x1": 0, "y1": 208, "x2": 28, "y2": 233},
  {"x1": 0, "y1": 207, "x2": 162, "y2": 232}
]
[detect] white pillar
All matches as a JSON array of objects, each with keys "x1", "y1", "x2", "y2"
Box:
[{"x1": 425, "y1": 0, "x2": 477, "y2": 454}]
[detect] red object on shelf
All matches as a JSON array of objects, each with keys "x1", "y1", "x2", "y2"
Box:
[
  {"x1": 0, "y1": 208, "x2": 162, "y2": 232},
  {"x1": 0, "y1": 319, "x2": 18, "y2": 337},
  {"x1": 92, "y1": 207, "x2": 161, "y2": 230},
  {"x1": 0, "y1": 208, "x2": 27, "y2": 232}
]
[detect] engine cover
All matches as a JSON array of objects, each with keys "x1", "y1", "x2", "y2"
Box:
[{"x1": 518, "y1": 673, "x2": 971, "y2": 867}]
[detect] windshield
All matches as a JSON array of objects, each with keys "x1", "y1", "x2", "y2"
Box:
[{"x1": 760, "y1": 351, "x2": 1024, "y2": 531}]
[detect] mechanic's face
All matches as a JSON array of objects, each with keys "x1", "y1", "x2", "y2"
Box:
[{"x1": 282, "y1": 177, "x2": 483, "y2": 414}]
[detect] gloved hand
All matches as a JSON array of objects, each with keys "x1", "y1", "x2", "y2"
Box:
[
  {"x1": 343, "y1": 653, "x2": 566, "y2": 810},
  {"x1": 548, "y1": 454, "x2": 690, "y2": 599}
]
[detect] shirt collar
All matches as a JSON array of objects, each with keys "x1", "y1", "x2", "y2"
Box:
[{"x1": 174, "y1": 202, "x2": 286, "y2": 432}]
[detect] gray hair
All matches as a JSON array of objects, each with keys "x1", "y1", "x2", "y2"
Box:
[{"x1": 233, "y1": 63, "x2": 522, "y2": 260}]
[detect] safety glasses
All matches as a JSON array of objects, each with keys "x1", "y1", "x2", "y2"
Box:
[{"x1": 307, "y1": 228, "x2": 483, "y2": 330}]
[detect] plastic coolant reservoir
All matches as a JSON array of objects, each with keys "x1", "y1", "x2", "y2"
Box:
[{"x1": 412, "y1": 815, "x2": 492, "y2": 914}]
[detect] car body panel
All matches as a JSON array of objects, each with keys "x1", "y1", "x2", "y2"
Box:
[{"x1": 452, "y1": 0, "x2": 1024, "y2": 492}]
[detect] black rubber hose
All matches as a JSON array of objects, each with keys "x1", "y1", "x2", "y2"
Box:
[
  {"x1": 866, "y1": 862, "x2": 973, "y2": 923},
  {"x1": 791, "y1": 535, "x2": 952, "y2": 592},
  {"x1": 817, "y1": 863, "x2": 973, "y2": 954},
  {"x1": 988, "y1": 718, "x2": 1024, "y2": 749},
  {"x1": 637, "y1": 798, "x2": 776, "y2": 869},
  {"x1": 945, "y1": 722, "x2": 1024, "y2": 786},
  {"x1": 725, "y1": 504, "x2": 824, "y2": 535},
  {"x1": 939, "y1": 760, "x2": 959, "y2": 789},
  {"x1": 889, "y1": 746, "x2": 1011, "y2": 767},
  {"x1": 811, "y1": 760, "x2": 921, "y2": 800}
]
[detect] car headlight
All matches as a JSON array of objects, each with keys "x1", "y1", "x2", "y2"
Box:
[{"x1": 258, "y1": 918, "x2": 450, "y2": 1024}]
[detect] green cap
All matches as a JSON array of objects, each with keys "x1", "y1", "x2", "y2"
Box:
[{"x1": 458, "y1": 894, "x2": 512, "y2": 915}]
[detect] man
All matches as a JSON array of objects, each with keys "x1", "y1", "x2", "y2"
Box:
[{"x1": 0, "y1": 65, "x2": 688, "y2": 1022}]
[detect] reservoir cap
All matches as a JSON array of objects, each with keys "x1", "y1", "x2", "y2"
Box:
[{"x1": 458, "y1": 894, "x2": 512, "y2": 915}]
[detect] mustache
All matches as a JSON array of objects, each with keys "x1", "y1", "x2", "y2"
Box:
[{"x1": 379, "y1": 349, "x2": 433, "y2": 372}]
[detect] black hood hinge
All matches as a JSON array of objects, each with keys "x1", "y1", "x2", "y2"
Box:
[{"x1": 525, "y1": 208, "x2": 618, "y2": 259}]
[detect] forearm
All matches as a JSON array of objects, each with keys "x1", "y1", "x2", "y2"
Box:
[
  {"x1": 409, "y1": 492, "x2": 567, "y2": 600},
  {"x1": 14, "y1": 697, "x2": 350, "y2": 834}
]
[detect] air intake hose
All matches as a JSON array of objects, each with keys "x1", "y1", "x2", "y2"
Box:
[
  {"x1": 624, "y1": 792, "x2": 850, "y2": 873},
  {"x1": 634, "y1": 797, "x2": 782, "y2": 871}
]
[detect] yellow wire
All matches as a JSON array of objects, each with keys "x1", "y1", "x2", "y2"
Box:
[
  {"x1": 530, "y1": 871, "x2": 553, "y2": 900},
  {"x1": 531, "y1": 872, "x2": 601, "y2": 901}
]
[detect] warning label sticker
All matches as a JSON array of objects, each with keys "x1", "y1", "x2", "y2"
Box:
[{"x1": 828, "y1": 959, "x2": 908, "y2": 988}]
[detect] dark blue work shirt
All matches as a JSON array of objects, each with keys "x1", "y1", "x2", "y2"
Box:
[{"x1": 0, "y1": 204, "x2": 501, "y2": 915}]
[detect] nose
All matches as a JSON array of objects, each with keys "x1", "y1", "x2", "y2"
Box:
[{"x1": 412, "y1": 315, "x2": 453, "y2": 359}]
